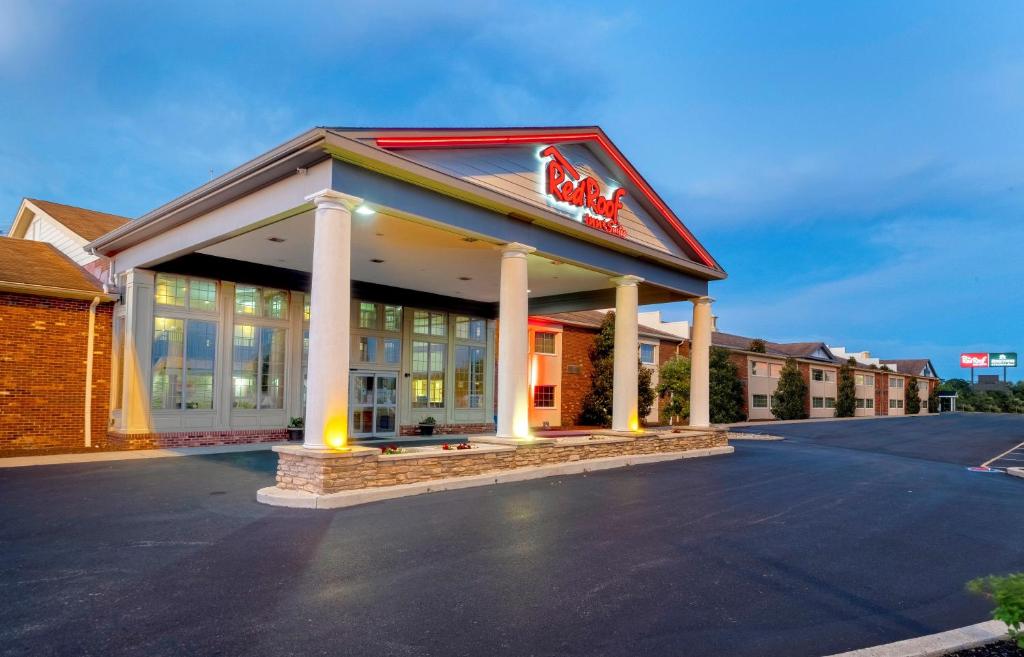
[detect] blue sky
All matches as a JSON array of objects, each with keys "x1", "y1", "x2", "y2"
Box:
[{"x1": 1, "y1": 1, "x2": 1021, "y2": 379}]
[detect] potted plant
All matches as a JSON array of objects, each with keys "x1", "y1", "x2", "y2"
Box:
[
  {"x1": 419, "y1": 416, "x2": 437, "y2": 436},
  {"x1": 287, "y1": 417, "x2": 304, "y2": 442}
]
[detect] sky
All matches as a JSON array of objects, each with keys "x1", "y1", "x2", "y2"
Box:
[{"x1": 0, "y1": 0, "x2": 1021, "y2": 379}]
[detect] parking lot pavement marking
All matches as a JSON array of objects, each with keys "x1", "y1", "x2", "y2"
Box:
[{"x1": 979, "y1": 440, "x2": 1024, "y2": 468}]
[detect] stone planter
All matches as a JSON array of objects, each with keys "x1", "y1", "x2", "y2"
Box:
[
  {"x1": 287, "y1": 428, "x2": 304, "y2": 442},
  {"x1": 418, "y1": 424, "x2": 435, "y2": 436}
]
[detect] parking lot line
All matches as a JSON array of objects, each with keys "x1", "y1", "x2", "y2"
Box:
[{"x1": 980, "y1": 441, "x2": 1024, "y2": 468}]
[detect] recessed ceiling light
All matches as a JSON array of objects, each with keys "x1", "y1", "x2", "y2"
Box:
[
  {"x1": 355, "y1": 205, "x2": 376, "y2": 216},
  {"x1": 527, "y1": 289, "x2": 532, "y2": 293},
  {"x1": 458, "y1": 276, "x2": 472, "y2": 281},
  {"x1": 370, "y1": 258, "x2": 385, "y2": 264},
  {"x1": 267, "y1": 237, "x2": 286, "y2": 243},
  {"x1": 461, "y1": 237, "x2": 478, "y2": 243}
]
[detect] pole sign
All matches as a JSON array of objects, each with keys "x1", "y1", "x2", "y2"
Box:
[
  {"x1": 990, "y1": 352, "x2": 1017, "y2": 367},
  {"x1": 540, "y1": 145, "x2": 629, "y2": 239},
  {"x1": 960, "y1": 353, "x2": 989, "y2": 368}
]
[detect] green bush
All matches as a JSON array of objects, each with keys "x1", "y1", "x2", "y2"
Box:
[
  {"x1": 658, "y1": 356, "x2": 690, "y2": 425},
  {"x1": 967, "y1": 573, "x2": 1024, "y2": 647},
  {"x1": 836, "y1": 359, "x2": 856, "y2": 417},
  {"x1": 772, "y1": 358, "x2": 808, "y2": 420},
  {"x1": 709, "y1": 347, "x2": 745, "y2": 423},
  {"x1": 905, "y1": 378, "x2": 921, "y2": 414}
]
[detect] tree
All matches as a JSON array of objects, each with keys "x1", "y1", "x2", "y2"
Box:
[
  {"x1": 657, "y1": 356, "x2": 690, "y2": 424},
  {"x1": 905, "y1": 377, "x2": 921, "y2": 414},
  {"x1": 638, "y1": 365, "x2": 656, "y2": 424},
  {"x1": 749, "y1": 338, "x2": 767, "y2": 354},
  {"x1": 836, "y1": 358, "x2": 856, "y2": 417},
  {"x1": 577, "y1": 312, "x2": 656, "y2": 427},
  {"x1": 772, "y1": 358, "x2": 808, "y2": 420},
  {"x1": 709, "y1": 347, "x2": 745, "y2": 423}
]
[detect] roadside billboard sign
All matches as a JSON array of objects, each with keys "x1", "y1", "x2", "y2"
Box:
[
  {"x1": 960, "y1": 353, "x2": 989, "y2": 368},
  {"x1": 990, "y1": 352, "x2": 1017, "y2": 367}
]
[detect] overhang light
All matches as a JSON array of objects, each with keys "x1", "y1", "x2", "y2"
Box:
[{"x1": 355, "y1": 205, "x2": 376, "y2": 216}]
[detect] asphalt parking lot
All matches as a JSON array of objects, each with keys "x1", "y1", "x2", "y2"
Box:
[{"x1": 1, "y1": 413, "x2": 1022, "y2": 657}]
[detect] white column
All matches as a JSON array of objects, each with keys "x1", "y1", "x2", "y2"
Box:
[
  {"x1": 120, "y1": 268, "x2": 155, "y2": 433},
  {"x1": 303, "y1": 189, "x2": 360, "y2": 450},
  {"x1": 496, "y1": 242, "x2": 535, "y2": 439},
  {"x1": 689, "y1": 296, "x2": 714, "y2": 427},
  {"x1": 611, "y1": 275, "x2": 644, "y2": 432}
]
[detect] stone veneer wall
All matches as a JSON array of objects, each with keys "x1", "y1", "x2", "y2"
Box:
[{"x1": 276, "y1": 429, "x2": 728, "y2": 495}]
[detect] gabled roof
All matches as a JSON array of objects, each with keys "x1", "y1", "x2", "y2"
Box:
[
  {"x1": 711, "y1": 331, "x2": 836, "y2": 362},
  {"x1": 533, "y1": 310, "x2": 684, "y2": 342},
  {"x1": 344, "y1": 126, "x2": 722, "y2": 272},
  {"x1": 15, "y1": 199, "x2": 131, "y2": 242},
  {"x1": 881, "y1": 359, "x2": 939, "y2": 378},
  {"x1": 0, "y1": 237, "x2": 112, "y2": 300}
]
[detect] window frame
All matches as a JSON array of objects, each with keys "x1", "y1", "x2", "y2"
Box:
[
  {"x1": 639, "y1": 342, "x2": 657, "y2": 366},
  {"x1": 534, "y1": 331, "x2": 557, "y2": 356},
  {"x1": 533, "y1": 384, "x2": 556, "y2": 409}
]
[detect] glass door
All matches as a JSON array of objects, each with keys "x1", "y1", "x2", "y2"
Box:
[{"x1": 350, "y1": 371, "x2": 398, "y2": 439}]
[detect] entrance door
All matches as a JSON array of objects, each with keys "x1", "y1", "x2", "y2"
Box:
[{"x1": 350, "y1": 372, "x2": 398, "y2": 439}]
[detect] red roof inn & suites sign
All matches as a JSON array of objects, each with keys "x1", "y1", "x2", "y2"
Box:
[
  {"x1": 961, "y1": 353, "x2": 989, "y2": 368},
  {"x1": 540, "y1": 145, "x2": 628, "y2": 239}
]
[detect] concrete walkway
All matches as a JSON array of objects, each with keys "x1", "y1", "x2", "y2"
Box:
[{"x1": 0, "y1": 441, "x2": 288, "y2": 468}]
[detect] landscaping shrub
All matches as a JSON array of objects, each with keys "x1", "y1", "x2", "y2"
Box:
[
  {"x1": 772, "y1": 358, "x2": 808, "y2": 420},
  {"x1": 906, "y1": 377, "x2": 921, "y2": 414},
  {"x1": 658, "y1": 356, "x2": 690, "y2": 424},
  {"x1": 835, "y1": 358, "x2": 856, "y2": 417},
  {"x1": 968, "y1": 573, "x2": 1024, "y2": 648}
]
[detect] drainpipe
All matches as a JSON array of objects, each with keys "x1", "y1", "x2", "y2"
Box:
[{"x1": 84, "y1": 296, "x2": 101, "y2": 447}]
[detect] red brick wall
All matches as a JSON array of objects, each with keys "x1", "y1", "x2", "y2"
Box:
[
  {"x1": 658, "y1": 341, "x2": 681, "y2": 367},
  {"x1": 0, "y1": 292, "x2": 113, "y2": 452},
  {"x1": 875, "y1": 371, "x2": 889, "y2": 415},
  {"x1": 560, "y1": 325, "x2": 597, "y2": 426}
]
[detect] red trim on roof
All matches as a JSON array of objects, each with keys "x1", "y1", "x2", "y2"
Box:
[{"x1": 374, "y1": 132, "x2": 719, "y2": 270}]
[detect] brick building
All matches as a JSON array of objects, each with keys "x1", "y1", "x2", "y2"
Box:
[
  {"x1": 0, "y1": 237, "x2": 116, "y2": 452},
  {"x1": 526, "y1": 310, "x2": 684, "y2": 429}
]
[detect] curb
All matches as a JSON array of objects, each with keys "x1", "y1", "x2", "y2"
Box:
[
  {"x1": 822, "y1": 620, "x2": 1008, "y2": 657},
  {"x1": 258, "y1": 445, "x2": 736, "y2": 509},
  {"x1": 726, "y1": 414, "x2": 941, "y2": 429},
  {"x1": 727, "y1": 432, "x2": 784, "y2": 441}
]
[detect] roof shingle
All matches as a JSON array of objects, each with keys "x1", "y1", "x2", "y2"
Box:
[
  {"x1": 28, "y1": 199, "x2": 131, "y2": 241},
  {"x1": 0, "y1": 237, "x2": 106, "y2": 295}
]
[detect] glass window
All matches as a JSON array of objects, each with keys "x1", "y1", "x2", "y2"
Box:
[
  {"x1": 866, "y1": 398, "x2": 874, "y2": 409},
  {"x1": 232, "y1": 325, "x2": 286, "y2": 409},
  {"x1": 185, "y1": 320, "x2": 217, "y2": 409},
  {"x1": 812, "y1": 396, "x2": 824, "y2": 408},
  {"x1": 533, "y1": 385, "x2": 556, "y2": 408},
  {"x1": 235, "y1": 286, "x2": 259, "y2": 317},
  {"x1": 411, "y1": 341, "x2": 445, "y2": 408},
  {"x1": 413, "y1": 310, "x2": 446, "y2": 337},
  {"x1": 455, "y1": 316, "x2": 485, "y2": 341},
  {"x1": 358, "y1": 336, "x2": 377, "y2": 363},
  {"x1": 823, "y1": 370, "x2": 834, "y2": 382},
  {"x1": 751, "y1": 361, "x2": 765, "y2": 377},
  {"x1": 752, "y1": 394, "x2": 769, "y2": 408},
  {"x1": 856, "y1": 398, "x2": 865, "y2": 408},
  {"x1": 303, "y1": 294, "x2": 311, "y2": 322},
  {"x1": 640, "y1": 343, "x2": 657, "y2": 365},
  {"x1": 890, "y1": 378, "x2": 904, "y2": 388},
  {"x1": 455, "y1": 345, "x2": 485, "y2": 408},
  {"x1": 768, "y1": 363, "x2": 783, "y2": 378},
  {"x1": 534, "y1": 332, "x2": 557, "y2": 355},
  {"x1": 151, "y1": 318, "x2": 184, "y2": 409},
  {"x1": 825, "y1": 397, "x2": 836, "y2": 408},
  {"x1": 155, "y1": 274, "x2": 187, "y2": 307},
  {"x1": 301, "y1": 329, "x2": 309, "y2": 410},
  {"x1": 358, "y1": 302, "x2": 378, "y2": 329},
  {"x1": 812, "y1": 369, "x2": 824, "y2": 382},
  {"x1": 864, "y1": 374, "x2": 875, "y2": 386},
  {"x1": 189, "y1": 280, "x2": 217, "y2": 312},
  {"x1": 896, "y1": 399, "x2": 903, "y2": 409},
  {"x1": 383, "y1": 338, "x2": 401, "y2": 364},
  {"x1": 383, "y1": 305, "x2": 402, "y2": 332},
  {"x1": 889, "y1": 399, "x2": 897, "y2": 409},
  {"x1": 262, "y1": 289, "x2": 288, "y2": 319}
]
